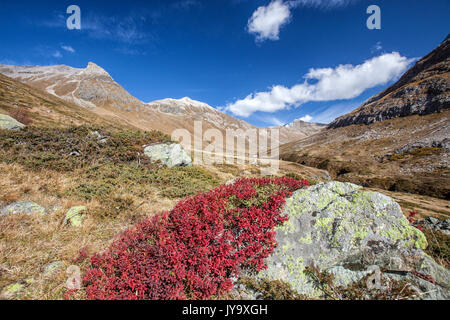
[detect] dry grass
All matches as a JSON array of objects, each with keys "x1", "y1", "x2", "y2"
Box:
[{"x1": 0, "y1": 162, "x2": 180, "y2": 299}]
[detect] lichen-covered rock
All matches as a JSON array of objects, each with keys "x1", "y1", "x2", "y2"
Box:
[
  {"x1": 0, "y1": 201, "x2": 46, "y2": 216},
  {"x1": 259, "y1": 181, "x2": 449, "y2": 299},
  {"x1": 143, "y1": 142, "x2": 192, "y2": 168},
  {"x1": 0, "y1": 114, "x2": 25, "y2": 130},
  {"x1": 64, "y1": 206, "x2": 87, "y2": 227}
]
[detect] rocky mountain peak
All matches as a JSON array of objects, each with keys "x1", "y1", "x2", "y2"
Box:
[{"x1": 82, "y1": 62, "x2": 112, "y2": 79}]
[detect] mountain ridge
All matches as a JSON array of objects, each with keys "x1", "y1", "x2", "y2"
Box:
[{"x1": 0, "y1": 62, "x2": 324, "y2": 144}]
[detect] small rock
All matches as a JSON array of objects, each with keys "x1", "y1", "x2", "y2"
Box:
[
  {"x1": 425, "y1": 217, "x2": 440, "y2": 225},
  {"x1": 64, "y1": 206, "x2": 87, "y2": 227},
  {"x1": 90, "y1": 131, "x2": 108, "y2": 143},
  {"x1": 0, "y1": 114, "x2": 25, "y2": 130},
  {"x1": 0, "y1": 201, "x2": 46, "y2": 216},
  {"x1": 420, "y1": 217, "x2": 450, "y2": 235}
]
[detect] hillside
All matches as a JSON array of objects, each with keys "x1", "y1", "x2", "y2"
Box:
[
  {"x1": 280, "y1": 36, "x2": 450, "y2": 199},
  {"x1": 0, "y1": 73, "x2": 130, "y2": 130}
]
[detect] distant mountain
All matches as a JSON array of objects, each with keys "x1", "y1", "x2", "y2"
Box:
[
  {"x1": 273, "y1": 119, "x2": 326, "y2": 143},
  {"x1": 0, "y1": 62, "x2": 254, "y2": 137},
  {"x1": 329, "y1": 34, "x2": 449, "y2": 128},
  {"x1": 280, "y1": 35, "x2": 450, "y2": 199},
  {"x1": 0, "y1": 62, "x2": 321, "y2": 144}
]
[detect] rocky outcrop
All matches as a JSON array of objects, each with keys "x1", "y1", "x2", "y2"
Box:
[
  {"x1": 144, "y1": 142, "x2": 192, "y2": 168},
  {"x1": 329, "y1": 35, "x2": 450, "y2": 129},
  {"x1": 0, "y1": 114, "x2": 25, "y2": 130},
  {"x1": 258, "y1": 182, "x2": 449, "y2": 299}
]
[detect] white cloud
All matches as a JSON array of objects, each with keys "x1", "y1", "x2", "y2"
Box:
[
  {"x1": 372, "y1": 41, "x2": 383, "y2": 53},
  {"x1": 247, "y1": 0, "x2": 358, "y2": 42},
  {"x1": 225, "y1": 52, "x2": 413, "y2": 117},
  {"x1": 52, "y1": 51, "x2": 62, "y2": 58},
  {"x1": 61, "y1": 45, "x2": 75, "y2": 53},
  {"x1": 247, "y1": 0, "x2": 291, "y2": 42},
  {"x1": 299, "y1": 115, "x2": 313, "y2": 122}
]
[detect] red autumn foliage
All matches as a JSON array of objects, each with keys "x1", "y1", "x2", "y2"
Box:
[
  {"x1": 83, "y1": 177, "x2": 308, "y2": 300},
  {"x1": 407, "y1": 211, "x2": 423, "y2": 231},
  {"x1": 73, "y1": 246, "x2": 90, "y2": 264}
]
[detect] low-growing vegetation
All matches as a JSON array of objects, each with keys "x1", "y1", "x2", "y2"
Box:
[
  {"x1": 81, "y1": 177, "x2": 309, "y2": 300},
  {"x1": 0, "y1": 126, "x2": 222, "y2": 218},
  {"x1": 0, "y1": 125, "x2": 171, "y2": 171},
  {"x1": 420, "y1": 227, "x2": 450, "y2": 268},
  {"x1": 304, "y1": 266, "x2": 417, "y2": 300},
  {"x1": 238, "y1": 277, "x2": 306, "y2": 300}
]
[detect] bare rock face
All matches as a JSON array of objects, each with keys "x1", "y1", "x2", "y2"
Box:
[{"x1": 329, "y1": 35, "x2": 450, "y2": 129}]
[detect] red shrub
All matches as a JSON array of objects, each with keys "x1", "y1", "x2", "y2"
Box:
[
  {"x1": 83, "y1": 177, "x2": 308, "y2": 300},
  {"x1": 73, "y1": 246, "x2": 90, "y2": 263}
]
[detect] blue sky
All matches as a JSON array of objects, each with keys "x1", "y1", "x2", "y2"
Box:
[{"x1": 0, "y1": 0, "x2": 449, "y2": 127}]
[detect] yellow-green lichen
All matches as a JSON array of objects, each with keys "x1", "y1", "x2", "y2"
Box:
[
  {"x1": 315, "y1": 217, "x2": 333, "y2": 232},
  {"x1": 381, "y1": 224, "x2": 427, "y2": 250},
  {"x1": 299, "y1": 234, "x2": 313, "y2": 244}
]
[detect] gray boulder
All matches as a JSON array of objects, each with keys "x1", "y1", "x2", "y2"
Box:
[
  {"x1": 0, "y1": 114, "x2": 25, "y2": 130},
  {"x1": 0, "y1": 201, "x2": 46, "y2": 216},
  {"x1": 258, "y1": 181, "x2": 449, "y2": 299},
  {"x1": 143, "y1": 143, "x2": 192, "y2": 168}
]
